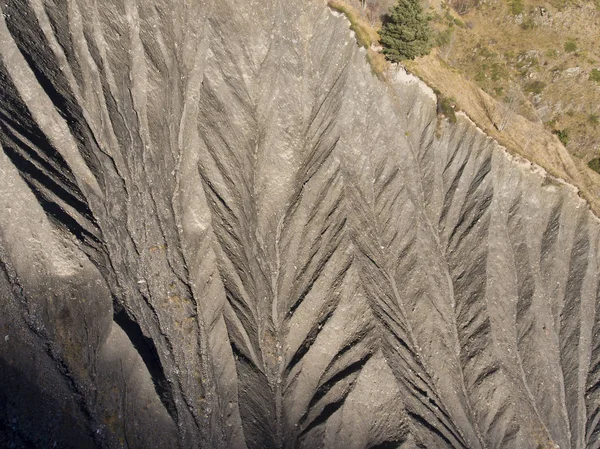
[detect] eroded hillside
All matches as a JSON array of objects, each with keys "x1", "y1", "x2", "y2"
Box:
[{"x1": 1, "y1": 1, "x2": 600, "y2": 448}]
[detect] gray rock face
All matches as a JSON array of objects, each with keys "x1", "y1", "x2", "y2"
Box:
[{"x1": 1, "y1": 1, "x2": 600, "y2": 448}]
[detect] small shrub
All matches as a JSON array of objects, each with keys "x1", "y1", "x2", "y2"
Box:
[
  {"x1": 521, "y1": 16, "x2": 536, "y2": 29},
  {"x1": 564, "y1": 40, "x2": 577, "y2": 53},
  {"x1": 590, "y1": 68, "x2": 600, "y2": 82},
  {"x1": 588, "y1": 158, "x2": 600, "y2": 174},
  {"x1": 437, "y1": 95, "x2": 457, "y2": 123},
  {"x1": 430, "y1": 11, "x2": 442, "y2": 22},
  {"x1": 477, "y1": 45, "x2": 495, "y2": 59},
  {"x1": 589, "y1": 114, "x2": 599, "y2": 126},
  {"x1": 516, "y1": 52, "x2": 539, "y2": 75},
  {"x1": 489, "y1": 62, "x2": 508, "y2": 81},
  {"x1": 510, "y1": 0, "x2": 525, "y2": 15},
  {"x1": 553, "y1": 128, "x2": 570, "y2": 145},
  {"x1": 435, "y1": 28, "x2": 454, "y2": 47},
  {"x1": 454, "y1": 17, "x2": 466, "y2": 27},
  {"x1": 524, "y1": 80, "x2": 546, "y2": 94}
]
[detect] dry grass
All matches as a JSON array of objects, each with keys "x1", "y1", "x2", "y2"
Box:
[
  {"x1": 330, "y1": 0, "x2": 600, "y2": 215},
  {"x1": 412, "y1": 0, "x2": 600, "y2": 215},
  {"x1": 327, "y1": 0, "x2": 380, "y2": 48},
  {"x1": 367, "y1": 48, "x2": 389, "y2": 77},
  {"x1": 434, "y1": 0, "x2": 600, "y2": 161},
  {"x1": 405, "y1": 53, "x2": 600, "y2": 215}
]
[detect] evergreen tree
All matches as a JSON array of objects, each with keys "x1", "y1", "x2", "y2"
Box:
[{"x1": 379, "y1": 0, "x2": 432, "y2": 62}]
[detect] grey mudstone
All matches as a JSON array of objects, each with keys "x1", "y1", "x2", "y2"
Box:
[{"x1": 0, "y1": 1, "x2": 599, "y2": 448}]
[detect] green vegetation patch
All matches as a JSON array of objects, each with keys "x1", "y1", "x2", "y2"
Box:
[
  {"x1": 521, "y1": 16, "x2": 536, "y2": 30},
  {"x1": 437, "y1": 94, "x2": 457, "y2": 123},
  {"x1": 590, "y1": 68, "x2": 600, "y2": 82},
  {"x1": 380, "y1": 0, "x2": 432, "y2": 62},
  {"x1": 564, "y1": 40, "x2": 577, "y2": 53},
  {"x1": 588, "y1": 158, "x2": 600, "y2": 174},
  {"x1": 524, "y1": 80, "x2": 546, "y2": 94},
  {"x1": 515, "y1": 51, "x2": 539, "y2": 76},
  {"x1": 553, "y1": 128, "x2": 570, "y2": 145},
  {"x1": 435, "y1": 28, "x2": 454, "y2": 47},
  {"x1": 454, "y1": 17, "x2": 466, "y2": 27},
  {"x1": 471, "y1": 45, "x2": 509, "y2": 86},
  {"x1": 509, "y1": 0, "x2": 525, "y2": 15}
]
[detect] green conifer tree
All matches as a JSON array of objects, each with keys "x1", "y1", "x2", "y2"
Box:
[{"x1": 379, "y1": 0, "x2": 432, "y2": 62}]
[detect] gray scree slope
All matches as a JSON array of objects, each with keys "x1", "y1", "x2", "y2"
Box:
[{"x1": 0, "y1": 0, "x2": 599, "y2": 448}]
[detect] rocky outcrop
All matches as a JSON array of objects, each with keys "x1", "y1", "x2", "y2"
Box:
[{"x1": 1, "y1": 1, "x2": 600, "y2": 448}]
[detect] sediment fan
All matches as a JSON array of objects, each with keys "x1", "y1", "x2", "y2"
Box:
[{"x1": 0, "y1": 0, "x2": 599, "y2": 448}]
